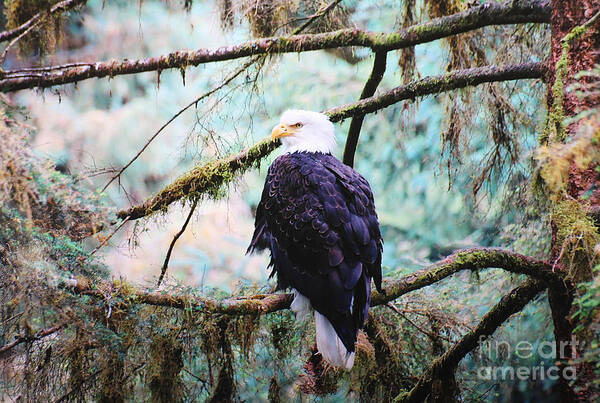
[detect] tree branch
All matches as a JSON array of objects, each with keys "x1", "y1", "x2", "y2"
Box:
[
  {"x1": 0, "y1": 323, "x2": 65, "y2": 357},
  {"x1": 116, "y1": 137, "x2": 280, "y2": 220},
  {"x1": 373, "y1": 247, "x2": 563, "y2": 306},
  {"x1": 394, "y1": 279, "x2": 546, "y2": 403},
  {"x1": 343, "y1": 51, "x2": 388, "y2": 167},
  {"x1": 0, "y1": 0, "x2": 86, "y2": 44},
  {"x1": 326, "y1": 62, "x2": 545, "y2": 121},
  {"x1": 63, "y1": 248, "x2": 562, "y2": 316},
  {"x1": 116, "y1": 62, "x2": 545, "y2": 221},
  {"x1": 0, "y1": 0, "x2": 550, "y2": 92}
]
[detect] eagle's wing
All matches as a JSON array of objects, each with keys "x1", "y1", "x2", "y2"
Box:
[{"x1": 248, "y1": 152, "x2": 382, "y2": 353}]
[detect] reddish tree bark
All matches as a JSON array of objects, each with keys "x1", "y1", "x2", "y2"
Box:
[{"x1": 547, "y1": 1, "x2": 600, "y2": 401}]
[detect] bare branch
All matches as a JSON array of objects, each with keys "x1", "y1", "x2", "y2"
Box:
[
  {"x1": 0, "y1": 0, "x2": 550, "y2": 92},
  {"x1": 343, "y1": 51, "x2": 388, "y2": 167},
  {"x1": 290, "y1": 0, "x2": 343, "y2": 35},
  {"x1": 0, "y1": 0, "x2": 86, "y2": 44},
  {"x1": 394, "y1": 279, "x2": 546, "y2": 403},
  {"x1": 0, "y1": 18, "x2": 41, "y2": 65},
  {"x1": 116, "y1": 62, "x2": 545, "y2": 221},
  {"x1": 157, "y1": 199, "x2": 198, "y2": 287}
]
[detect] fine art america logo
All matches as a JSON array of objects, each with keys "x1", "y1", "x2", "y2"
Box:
[{"x1": 476, "y1": 336, "x2": 578, "y2": 381}]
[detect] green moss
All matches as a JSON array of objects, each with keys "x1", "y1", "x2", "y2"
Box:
[
  {"x1": 148, "y1": 334, "x2": 184, "y2": 403},
  {"x1": 552, "y1": 200, "x2": 600, "y2": 281},
  {"x1": 4, "y1": 0, "x2": 64, "y2": 59},
  {"x1": 118, "y1": 137, "x2": 280, "y2": 220},
  {"x1": 544, "y1": 16, "x2": 596, "y2": 144}
]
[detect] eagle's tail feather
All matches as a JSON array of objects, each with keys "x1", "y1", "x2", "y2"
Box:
[
  {"x1": 314, "y1": 311, "x2": 355, "y2": 370},
  {"x1": 290, "y1": 288, "x2": 312, "y2": 322}
]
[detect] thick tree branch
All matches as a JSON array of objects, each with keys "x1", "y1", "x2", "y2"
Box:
[
  {"x1": 0, "y1": 0, "x2": 86, "y2": 44},
  {"x1": 5, "y1": 249, "x2": 558, "y2": 358},
  {"x1": 394, "y1": 279, "x2": 546, "y2": 403},
  {"x1": 63, "y1": 248, "x2": 563, "y2": 316},
  {"x1": 343, "y1": 51, "x2": 388, "y2": 167},
  {"x1": 0, "y1": 0, "x2": 550, "y2": 92},
  {"x1": 372, "y1": 247, "x2": 563, "y2": 306},
  {"x1": 117, "y1": 62, "x2": 545, "y2": 221}
]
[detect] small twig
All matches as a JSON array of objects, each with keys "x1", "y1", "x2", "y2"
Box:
[
  {"x1": 0, "y1": 0, "x2": 85, "y2": 43},
  {"x1": 343, "y1": 51, "x2": 388, "y2": 167},
  {"x1": 291, "y1": 0, "x2": 343, "y2": 35},
  {"x1": 0, "y1": 20, "x2": 41, "y2": 65},
  {"x1": 157, "y1": 199, "x2": 198, "y2": 287},
  {"x1": 55, "y1": 368, "x2": 102, "y2": 403},
  {"x1": 101, "y1": 58, "x2": 257, "y2": 192},
  {"x1": 1, "y1": 311, "x2": 24, "y2": 325},
  {"x1": 88, "y1": 216, "x2": 130, "y2": 257},
  {"x1": 385, "y1": 303, "x2": 452, "y2": 342},
  {"x1": 0, "y1": 323, "x2": 65, "y2": 357}
]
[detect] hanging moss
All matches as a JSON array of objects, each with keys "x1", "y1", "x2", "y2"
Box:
[
  {"x1": 232, "y1": 314, "x2": 260, "y2": 358},
  {"x1": 552, "y1": 200, "x2": 600, "y2": 281},
  {"x1": 265, "y1": 310, "x2": 296, "y2": 360},
  {"x1": 148, "y1": 334, "x2": 185, "y2": 403},
  {"x1": 4, "y1": 0, "x2": 64, "y2": 59}
]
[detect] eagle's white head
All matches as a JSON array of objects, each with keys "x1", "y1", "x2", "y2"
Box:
[{"x1": 271, "y1": 109, "x2": 336, "y2": 154}]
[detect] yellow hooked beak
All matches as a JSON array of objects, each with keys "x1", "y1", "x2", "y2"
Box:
[{"x1": 271, "y1": 123, "x2": 298, "y2": 140}]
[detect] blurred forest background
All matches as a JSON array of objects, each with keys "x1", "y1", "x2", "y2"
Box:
[{"x1": 1, "y1": 0, "x2": 599, "y2": 402}]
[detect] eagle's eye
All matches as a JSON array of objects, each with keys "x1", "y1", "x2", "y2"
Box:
[{"x1": 293, "y1": 122, "x2": 303, "y2": 128}]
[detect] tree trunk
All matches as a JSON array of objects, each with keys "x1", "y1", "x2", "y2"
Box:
[{"x1": 547, "y1": 1, "x2": 600, "y2": 401}]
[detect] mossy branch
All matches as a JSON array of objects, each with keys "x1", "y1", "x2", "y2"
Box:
[
  {"x1": 373, "y1": 247, "x2": 564, "y2": 306},
  {"x1": 116, "y1": 137, "x2": 280, "y2": 220},
  {"x1": 326, "y1": 62, "x2": 545, "y2": 121},
  {"x1": 117, "y1": 62, "x2": 545, "y2": 221},
  {"x1": 63, "y1": 248, "x2": 562, "y2": 316},
  {"x1": 0, "y1": 0, "x2": 86, "y2": 44},
  {"x1": 0, "y1": 0, "x2": 550, "y2": 92},
  {"x1": 394, "y1": 279, "x2": 546, "y2": 403}
]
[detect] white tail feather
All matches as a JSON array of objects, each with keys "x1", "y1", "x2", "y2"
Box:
[
  {"x1": 290, "y1": 288, "x2": 312, "y2": 322},
  {"x1": 315, "y1": 311, "x2": 355, "y2": 369},
  {"x1": 290, "y1": 289, "x2": 355, "y2": 369}
]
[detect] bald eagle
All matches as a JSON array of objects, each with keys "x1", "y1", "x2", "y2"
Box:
[{"x1": 248, "y1": 110, "x2": 383, "y2": 369}]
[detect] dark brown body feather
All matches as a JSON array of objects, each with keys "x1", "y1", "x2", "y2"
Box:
[{"x1": 248, "y1": 151, "x2": 383, "y2": 352}]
